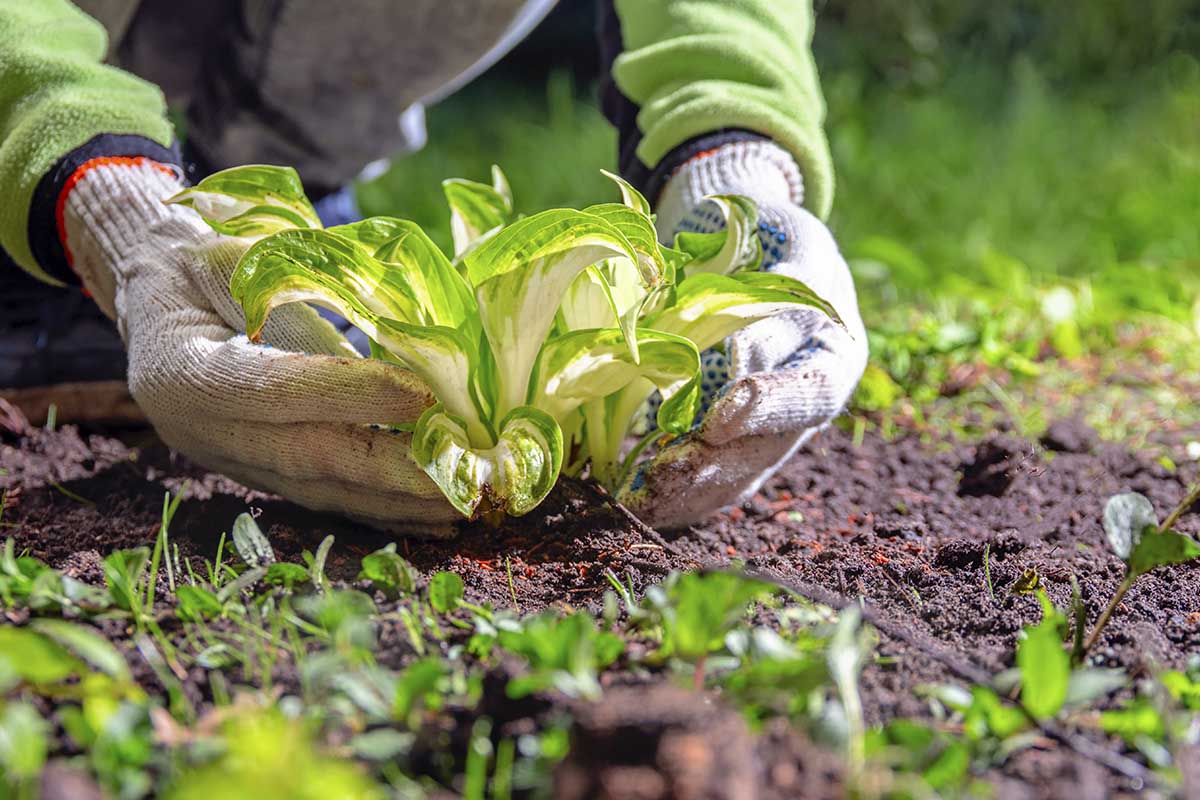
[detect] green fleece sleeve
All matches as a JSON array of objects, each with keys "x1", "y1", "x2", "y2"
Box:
[
  {"x1": 611, "y1": 0, "x2": 833, "y2": 219},
  {"x1": 0, "y1": 0, "x2": 174, "y2": 282}
]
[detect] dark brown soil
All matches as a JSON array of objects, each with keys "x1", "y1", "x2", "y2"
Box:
[
  {"x1": 555, "y1": 684, "x2": 761, "y2": 800},
  {"x1": 3, "y1": 408, "x2": 1198, "y2": 799}
]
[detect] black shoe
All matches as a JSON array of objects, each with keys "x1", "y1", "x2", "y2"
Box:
[{"x1": 0, "y1": 259, "x2": 141, "y2": 425}]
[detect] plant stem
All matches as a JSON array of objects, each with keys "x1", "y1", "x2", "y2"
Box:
[
  {"x1": 481, "y1": 506, "x2": 506, "y2": 529},
  {"x1": 492, "y1": 737, "x2": 515, "y2": 800},
  {"x1": 505, "y1": 556, "x2": 520, "y2": 612},
  {"x1": 1082, "y1": 572, "x2": 1133, "y2": 655},
  {"x1": 1079, "y1": 480, "x2": 1200, "y2": 661},
  {"x1": 464, "y1": 718, "x2": 493, "y2": 800},
  {"x1": 1070, "y1": 576, "x2": 1086, "y2": 665},
  {"x1": 982, "y1": 543, "x2": 995, "y2": 604},
  {"x1": 1160, "y1": 480, "x2": 1200, "y2": 533},
  {"x1": 146, "y1": 497, "x2": 166, "y2": 611},
  {"x1": 692, "y1": 656, "x2": 706, "y2": 692},
  {"x1": 212, "y1": 531, "x2": 227, "y2": 588}
]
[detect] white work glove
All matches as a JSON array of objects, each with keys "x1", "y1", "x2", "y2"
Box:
[
  {"x1": 62, "y1": 159, "x2": 459, "y2": 535},
  {"x1": 619, "y1": 142, "x2": 868, "y2": 529}
]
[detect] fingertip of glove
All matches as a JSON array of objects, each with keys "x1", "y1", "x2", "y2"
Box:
[{"x1": 698, "y1": 376, "x2": 761, "y2": 445}]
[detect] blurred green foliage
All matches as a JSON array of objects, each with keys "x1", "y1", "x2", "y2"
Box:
[
  {"x1": 815, "y1": 0, "x2": 1200, "y2": 84},
  {"x1": 358, "y1": 71, "x2": 615, "y2": 253},
  {"x1": 828, "y1": 57, "x2": 1200, "y2": 317}
]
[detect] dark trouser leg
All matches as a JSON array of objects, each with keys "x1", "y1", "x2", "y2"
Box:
[{"x1": 0, "y1": 252, "x2": 141, "y2": 425}]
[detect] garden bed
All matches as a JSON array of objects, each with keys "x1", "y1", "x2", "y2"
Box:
[{"x1": 2, "y1": 404, "x2": 1198, "y2": 798}]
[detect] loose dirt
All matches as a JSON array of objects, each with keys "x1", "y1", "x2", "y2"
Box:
[{"x1": 3, "y1": 408, "x2": 1197, "y2": 798}]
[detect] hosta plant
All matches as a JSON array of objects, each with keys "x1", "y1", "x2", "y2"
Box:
[{"x1": 167, "y1": 165, "x2": 839, "y2": 520}]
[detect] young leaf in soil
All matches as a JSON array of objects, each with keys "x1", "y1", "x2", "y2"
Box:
[
  {"x1": 306, "y1": 535, "x2": 335, "y2": 594},
  {"x1": 0, "y1": 702, "x2": 48, "y2": 795},
  {"x1": 717, "y1": 638, "x2": 830, "y2": 725},
  {"x1": 1017, "y1": 591, "x2": 1070, "y2": 719},
  {"x1": 651, "y1": 571, "x2": 776, "y2": 689},
  {"x1": 357, "y1": 543, "x2": 419, "y2": 599},
  {"x1": 231, "y1": 512, "x2": 275, "y2": 568},
  {"x1": 828, "y1": 606, "x2": 874, "y2": 780},
  {"x1": 175, "y1": 585, "x2": 225, "y2": 622},
  {"x1": 178, "y1": 163, "x2": 838, "y2": 521},
  {"x1": 1059, "y1": 668, "x2": 1128, "y2": 712},
  {"x1": 263, "y1": 561, "x2": 310, "y2": 588},
  {"x1": 393, "y1": 658, "x2": 448, "y2": 725},
  {"x1": 297, "y1": 589, "x2": 377, "y2": 658},
  {"x1": 0, "y1": 627, "x2": 82, "y2": 685},
  {"x1": 1, "y1": 539, "x2": 110, "y2": 612},
  {"x1": 428, "y1": 571, "x2": 465, "y2": 614},
  {"x1": 1102, "y1": 492, "x2": 1157, "y2": 560},
  {"x1": 102, "y1": 548, "x2": 149, "y2": 614},
  {"x1": 1082, "y1": 486, "x2": 1200, "y2": 660},
  {"x1": 498, "y1": 612, "x2": 623, "y2": 700},
  {"x1": 866, "y1": 720, "x2": 974, "y2": 795},
  {"x1": 1100, "y1": 699, "x2": 1167, "y2": 751},
  {"x1": 165, "y1": 705, "x2": 385, "y2": 800},
  {"x1": 1127, "y1": 527, "x2": 1200, "y2": 576},
  {"x1": 1098, "y1": 658, "x2": 1200, "y2": 771},
  {"x1": 1160, "y1": 668, "x2": 1200, "y2": 710},
  {"x1": 28, "y1": 619, "x2": 131, "y2": 683}
]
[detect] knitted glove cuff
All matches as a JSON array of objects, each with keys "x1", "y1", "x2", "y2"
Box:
[
  {"x1": 654, "y1": 141, "x2": 804, "y2": 240},
  {"x1": 60, "y1": 158, "x2": 199, "y2": 316}
]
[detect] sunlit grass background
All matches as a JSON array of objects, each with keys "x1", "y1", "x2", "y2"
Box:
[{"x1": 357, "y1": 2, "x2": 1200, "y2": 450}]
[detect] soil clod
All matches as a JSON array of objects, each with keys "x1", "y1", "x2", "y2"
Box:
[
  {"x1": 958, "y1": 437, "x2": 1025, "y2": 497},
  {"x1": 555, "y1": 685, "x2": 758, "y2": 800},
  {"x1": 1040, "y1": 417, "x2": 1099, "y2": 454}
]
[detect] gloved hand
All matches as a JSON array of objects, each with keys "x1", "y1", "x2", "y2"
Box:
[
  {"x1": 619, "y1": 141, "x2": 868, "y2": 529},
  {"x1": 61, "y1": 158, "x2": 459, "y2": 535}
]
